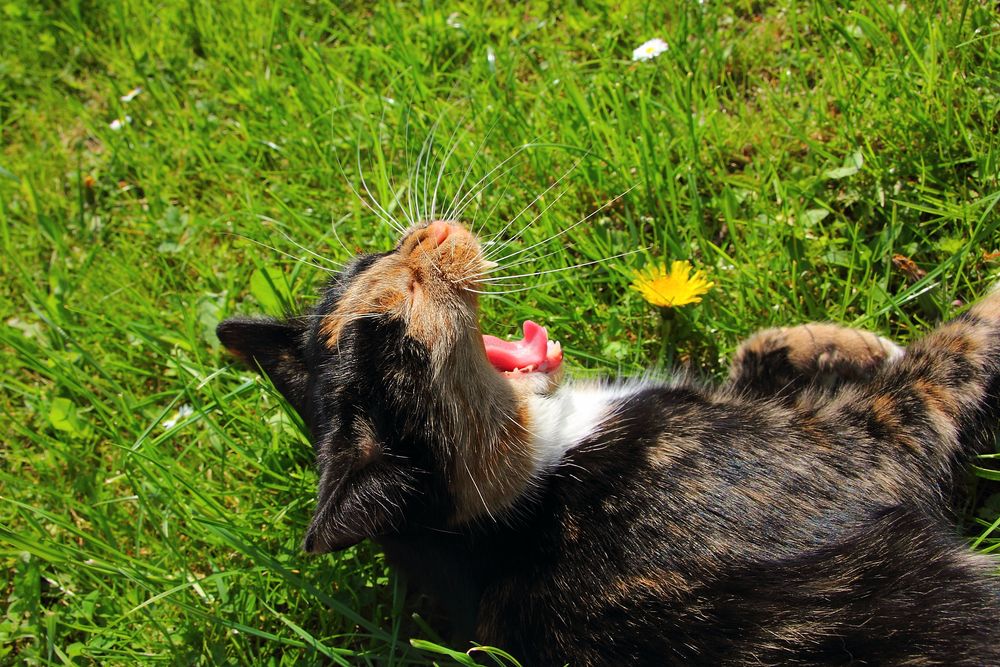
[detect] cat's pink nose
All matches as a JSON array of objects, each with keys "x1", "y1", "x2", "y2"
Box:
[{"x1": 426, "y1": 220, "x2": 451, "y2": 246}]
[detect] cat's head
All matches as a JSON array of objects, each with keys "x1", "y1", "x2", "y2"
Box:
[{"x1": 217, "y1": 221, "x2": 563, "y2": 553}]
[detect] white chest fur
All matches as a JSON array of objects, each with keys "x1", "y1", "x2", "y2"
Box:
[{"x1": 526, "y1": 382, "x2": 643, "y2": 473}]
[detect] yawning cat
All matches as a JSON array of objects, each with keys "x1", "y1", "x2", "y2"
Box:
[{"x1": 219, "y1": 220, "x2": 1000, "y2": 665}]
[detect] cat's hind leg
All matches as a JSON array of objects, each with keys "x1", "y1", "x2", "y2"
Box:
[
  {"x1": 727, "y1": 323, "x2": 904, "y2": 399},
  {"x1": 841, "y1": 287, "x2": 1000, "y2": 463},
  {"x1": 819, "y1": 285, "x2": 1000, "y2": 499}
]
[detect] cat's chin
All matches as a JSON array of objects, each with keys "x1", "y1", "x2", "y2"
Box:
[{"x1": 501, "y1": 364, "x2": 564, "y2": 396}]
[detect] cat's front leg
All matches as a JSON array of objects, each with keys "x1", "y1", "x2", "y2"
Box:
[{"x1": 726, "y1": 323, "x2": 904, "y2": 399}]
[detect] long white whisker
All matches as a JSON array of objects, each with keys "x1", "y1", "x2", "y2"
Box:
[
  {"x1": 258, "y1": 215, "x2": 347, "y2": 268},
  {"x1": 420, "y1": 114, "x2": 445, "y2": 222},
  {"x1": 328, "y1": 212, "x2": 354, "y2": 257},
  {"x1": 443, "y1": 117, "x2": 501, "y2": 223},
  {"x1": 404, "y1": 106, "x2": 420, "y2": 226},
  {"x1": 431, "y1": 114, "x2": 467, "y2": 221},
  {"x1": 336, "y1": 154, "x2": 405, "y2": 234},
  {"x1": 453, "y1": 143, "x2": 580, "y2": 229},
  {"x1": 451, "y1": 159, "x2": 525, "y2": 230},
  {"x1": 489, "y1": 184, "x2": 639, "y2": 265},
  {"x1": 414, "y1": 119, "x2": 429, "y2": 222},
  {"x1": 455, "y1": 245, "x2": 564, "y2": 283},
  {"x1": 356, "y1": 138, "x2": 406, "y2": 234},
  {"x1": 468, "y1": 175, "x2": 513, "y2": 238},
  {"x1": 462, "y1": 281, "x2": 563, "y2": 295},
  {"x1": 271, "y1": 226, "x2": 347, "y2": 269},
  {"x1": 475, "y1": 247, "x2": 646, "y2": 282},
  {"x1": 488, "y1": 246, "x2": 563, "y2": 272},
  {"x1": 229, "y1": 233, "x2": 339, "y2": 274},
  {"x1": 378, "y1": 102, "x2": 417, "y2": 229},
  {"x1": 445, "y1": 142, "x2": 535, "y2": 223},
  {"x1": 483, "y1": 185, "x2": 572, "y2": 262},
  {"x1": 482, "y1": 154, "x2": 587, "y2": 257}
]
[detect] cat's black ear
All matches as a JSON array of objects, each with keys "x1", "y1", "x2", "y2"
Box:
[
  {"x1": 304, "y1": 431, "x2": 417, "y2": 553},
  {"x1": 217, "y1": 317, "x2": 312, "y2": 420},
  {"x1": 302, "y1": 472, "x2": 371, "y2": 553}
]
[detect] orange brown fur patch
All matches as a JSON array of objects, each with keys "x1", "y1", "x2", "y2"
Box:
[
  {"x1": 320, "y1": 223, "x2": 542, "y2": 525},
  {"x1": 320, "y1": 223, "x2": 485, "y2": 362},
  {"x1": 438, "y1": 332, "x2": 538, "y2": 524}
]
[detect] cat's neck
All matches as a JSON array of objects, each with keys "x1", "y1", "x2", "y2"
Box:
[
  {"x1": 440, "y1": 329, "x2": 649, "y2": 525},
  {"x1": 524, "y1": 381, "x2": 641, "y2": 474}
]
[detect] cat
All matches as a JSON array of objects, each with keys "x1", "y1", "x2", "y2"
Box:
[{"x1": 218, "y1": 219, "x2": 1000, "y2": 665}]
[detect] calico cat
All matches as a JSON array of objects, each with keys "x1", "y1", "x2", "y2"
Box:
[{"x1": 218, "y1": 219, "x2": 1000, "y2": 665}]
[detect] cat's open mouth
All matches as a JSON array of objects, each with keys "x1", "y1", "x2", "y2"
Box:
[{"x1": 482, "y1": 320, "x2": 563, "y2": 375}]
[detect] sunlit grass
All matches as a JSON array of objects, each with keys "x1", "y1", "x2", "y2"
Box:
[{"x1": 2, "y1": 0, "x2": 999, "y2": 663}]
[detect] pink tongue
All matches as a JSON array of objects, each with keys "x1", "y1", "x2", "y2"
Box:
[{"x1": 483, "y1": 321, "x2": 560, "y2": 373}]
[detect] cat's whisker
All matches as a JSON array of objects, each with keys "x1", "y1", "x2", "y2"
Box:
[
  {"x1": 404, "y1": 106, "x2": 420, "y2": 226},
  {"x1": 475, "y1": 248, "x2": 645, "y2": 283},
  {"x1": 480, "y1": 183, "x2": 569, "y2": 262},
  {"x1": 453, "y1": 251, "x2": 505, "y2": 280},
  {"x1": 442, "y1": 117, "x2": 501, "y2": 224},
  {"x1": 462, "y1": 280, "x2": 563, "y2": 295},
  {"x1": 259, "y1": 219, "x2": 348, "y2": 269},
  {"x1": 329, "y1": 213, "x2": 355, "y2": 258},
  {"x1": 378, "y1": 101, "x2": 417, "y2": 229},
  {"x1": 430, "y1": 114, "x2": 468, "y2": 222},
  {"x1": 470, "y1": 281, "x2": 525, "y2": 290},
  {"x1": 468, "y1": 174, "x2": 514, "y2": 240},
  {"x1": 449, "y1": 158, "x2": 525, "y2": 227},
  {"x1": 451, "y1": 245, "x2": 497, "y2": 282},
  {"x1": 412, "y1": 117, "x2": 430, "y2": 223},
  {"x1": 482, "y1": 185, "x2": 572, "y2": 263},
  {"x1": 336, "y1": 147, "x2": 406, "y2": 235},
  {"x1": 353, "y1": 119, "x2": 407, "y2": 234},
  {"x1": 339, "y1": 163, "x2": 404, "y2": 234},
  {"x1": 445, "y1": 142, "x2": 535, "y2": 224},
  {"x1": 453, "y1": 137, "x2": 525, "y2": 237},
  {"x1": 481, "y1": 154, "x2": 587, "y2": 260},
  {"x1": 356, "y1": 141, "x2": 407, "y2": 234},
  {"x1": 463, "y1": 246, "x2": 563, "y2": 281},
  {"x1": 228, "y1": 233, "x2": 340, "y2": 274},
  {"x1": 488, "y1": 184, "x2": 639, "y2": 266},
  {"x1": 417, "y1": 113, "x2": 447, "y2": 222}
]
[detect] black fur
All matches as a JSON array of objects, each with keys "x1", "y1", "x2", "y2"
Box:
[{"x1": 219, "y1": 229, "x2": 1000, "y2": 666}]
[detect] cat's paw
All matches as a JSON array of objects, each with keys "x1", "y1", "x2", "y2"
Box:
[{"x1": 729, "y1": 323, "x2": 903, "y2": 396}]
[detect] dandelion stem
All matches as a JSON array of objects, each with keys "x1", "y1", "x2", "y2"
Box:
[{"x1": 657, "y1": 309, "x2": 674, "y2": 369}]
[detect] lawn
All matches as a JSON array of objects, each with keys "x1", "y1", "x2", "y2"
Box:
[{"x1": 2, "y1": 0, "x2": 999, "y2": 664}]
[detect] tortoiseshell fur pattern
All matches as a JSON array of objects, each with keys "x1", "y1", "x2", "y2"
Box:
[{"x1": 218, "y1": 222, "x2": 1000, "y2": 666}]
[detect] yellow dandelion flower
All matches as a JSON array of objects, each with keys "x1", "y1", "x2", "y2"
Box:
[{"x1": 631, "y1": 260, "x2": 714, "y2": 308}]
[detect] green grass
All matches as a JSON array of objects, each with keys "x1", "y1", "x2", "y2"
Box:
[{"x1": 2, "y1": 0, "x2": 999, "y2": 663}]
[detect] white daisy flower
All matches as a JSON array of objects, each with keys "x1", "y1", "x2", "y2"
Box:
[
  {"x1": 632, "y1": 38, "x2": 669, "y2": 62},
  {"x1": 163, "y1": 404, "x2": 193, "y2": 430},
  {"x1": 120, "y1": 87, "x2": 143, "y2": 103},
  {"x1": 109, "y1": 115, "x2": 132, "y2": 131}
]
